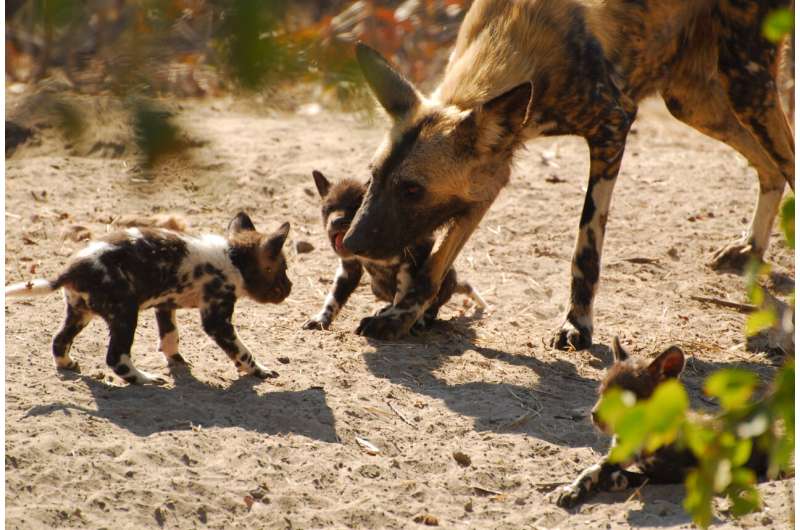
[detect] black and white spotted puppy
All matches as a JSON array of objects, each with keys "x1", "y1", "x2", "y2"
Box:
[
  {"x1": 554, "y1": 338, "x2": 768, "y2": 508},
  {"x1": 303, "y1": 170, "x2": 486, "y2": 332},
  {"x1": 5, "y1": 213, "x2": 292, "y2": 385}
]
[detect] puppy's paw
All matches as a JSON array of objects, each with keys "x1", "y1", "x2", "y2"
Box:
[{"x1": 302, "y1": 318, "x2": 330, "y2": 331}]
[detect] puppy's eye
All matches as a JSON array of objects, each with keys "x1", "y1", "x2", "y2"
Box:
[{"x1": 400, "y1": 182, "x2": 424, "y2": 200}]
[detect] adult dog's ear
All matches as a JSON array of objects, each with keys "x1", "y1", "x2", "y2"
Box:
[
  {"x1": 356, "y1": 42, "x2": 422, "y2": 121},
  {"x1": 457, "y1": 82, "x2": 534, "y2": 154},
  {"x1": 228, "y1": 212, "x2": 256, "y2": 236},
  {"x1": 312, "y1": 170, "x2": 331, "y2": 198}
]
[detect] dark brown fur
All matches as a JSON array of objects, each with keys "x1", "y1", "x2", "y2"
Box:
[{"x1": 303, "y1": 170, "x2": 484, "y2": 333}]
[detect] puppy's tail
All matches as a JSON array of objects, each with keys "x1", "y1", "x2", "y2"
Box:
[
  {"x1": 5, "y1": 278, "x2": 58, "y2": 298},
  {"x1": 455, "y1": 281, "x2": 487, "y2": 309}
]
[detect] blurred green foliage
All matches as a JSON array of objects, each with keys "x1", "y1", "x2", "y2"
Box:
[
  {"x1": 763, "y1": 8, "x2": 794, "y2": 43},
  {"x1": 599, "y1": 362, "x2": 793, "y2": 528},
  {"x1": 598, "y1": 191, "x2": 795, "y2": 528}
]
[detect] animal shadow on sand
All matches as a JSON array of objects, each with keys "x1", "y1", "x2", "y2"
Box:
[
  {"x1": 361, "y1": 312, "x2": 606, "y2": 450},
  {"x1": 23, "y1": 365, "x2": 338, "y2": 442},
  {"x1": 362, "y1": 312, "x2": 782, "y2": 455}
]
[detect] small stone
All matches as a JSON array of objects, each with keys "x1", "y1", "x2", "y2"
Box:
[
  {"x1": 413, "y1": 514, "x2": 439, "y2": 526},
  {"x1": 277, "y1": 357, "x2": 290, "y2": 364},
  {"x1": 294, "y1": 241, "x2": 314, "y2": 254},
  {"x1": 453, "y1": 451, "x2": 471, "y2": 467}
]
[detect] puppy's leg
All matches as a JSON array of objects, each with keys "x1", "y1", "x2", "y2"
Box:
[
  {"x1": 554, "y1": 459, "x2": 647, "y2": 508},
  {"x1": 52, "y1": 291, "x2": 93, "y2": 371},
  {"x1": 103, "y1": 304, "x2": 165, "y2": 385},
  {"x1": 201, "y1": 302, "x2": 277, "y2": 379},
  {"x1": 303, "y1": 259, "x2": 363, "y2": 330},
  {"x1": 155, "y1": 308, "x2": 187, "y2": 366},
  {"x1": 453, "y1": 274, "x2": 487, "y2": 309}
]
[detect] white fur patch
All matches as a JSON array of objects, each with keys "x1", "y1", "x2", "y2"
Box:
[
  {"x1": 75, "y1": 241, "x2": 114, "y2": 260},
  {"x1": 126, "y1": 227, "x2": 144, "y2": 240},
  {"x1": 393, "y1": 263, "x2": 413, "y2": 305}
]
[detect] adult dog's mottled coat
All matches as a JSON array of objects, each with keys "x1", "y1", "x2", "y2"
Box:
[
  {"x1": 344, "y1": 0, "x2": 794, "y2": 346},
  {"x1": 5, "y1": 213, "x2": 292, "y2": 384}
]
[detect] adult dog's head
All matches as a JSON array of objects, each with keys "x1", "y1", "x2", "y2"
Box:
[{"x1": 342, "y1": 43, "x2": 534, "y2": 261}]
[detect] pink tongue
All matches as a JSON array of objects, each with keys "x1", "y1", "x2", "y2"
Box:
[{"x1": 335, "y1": 233, "x2": 345, "y2": 252}]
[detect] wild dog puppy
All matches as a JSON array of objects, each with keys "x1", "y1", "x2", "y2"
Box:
[
  {"x1": 554, "y1": 338, "x2": 768, "y2": 508},
  {"x1": 5, "y1": 213, "x2": 292, "y2": 384},
  {"x1": 303, "y1": 170, "x2": 486, "y2": 332},
  {"x1": 343, "y1": 0, "x2": 794, "y2": 345}
]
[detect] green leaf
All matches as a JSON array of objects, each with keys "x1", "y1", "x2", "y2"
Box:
[
  {"x1": 746, "y1": 309, "x2": 778, "y2": 336},
  {"x1": 684, "y1": 469, "x2": 714, "y2": 529},
  {"x1": 730, "y1": 438, "x2": 753, "y2": 466},
  {"x1": 763, "y1": 9, "x2": 795, "y2": 43},
  {"x1": 705, "y1": 370, "x2": 759, "y2": 411},
  {"x1": 596, "y1": 388, "x2": 635, "y2": 430},
  {"x1": 609, "y1": 406, "x2": 649, "y2": 463},
  {"x1": 684, "y1": 422, "x2": 716, "y2": 457},
  {"x1": 713, "y1": 458, "x2": 732, "y2": 492},
  {"x1": 780, "y1": 195, "x2": 794, "y2": 249},
  {"x1": 643, "y1": 380, "x2": 688, "y2": 451},
  {"x1": 728, "y1": 469, "x2": 761, "y2": 517}
]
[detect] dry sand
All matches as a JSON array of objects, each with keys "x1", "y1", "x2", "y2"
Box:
[{"x1": 5, "y1": 94, "x2": 794, "y2": 529}]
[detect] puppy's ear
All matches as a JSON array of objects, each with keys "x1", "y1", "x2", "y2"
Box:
[
  {"x1": 262, "y1": 222, "x2": 290, "y2": 259},
  {"x1": 647, "y1": 346, "x2": 685, "y2": 381},
  {"x1": 228, "y1": 212, "x2": 256, "y2": 236},
  {"x1": 611, "y1": 336, "x2": 630, "y2": 363},
  {"x1": 312, "y1": 170, "x2": 331, "y2": 198}
]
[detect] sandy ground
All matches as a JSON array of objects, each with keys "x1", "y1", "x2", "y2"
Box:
[{"x1": 4, "y1": 93, "x2": 794, "y2": 529}]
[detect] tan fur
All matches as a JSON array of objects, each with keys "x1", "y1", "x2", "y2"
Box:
[{"x1": 347, "y1": 0, "x2": 794, "y2": 342}]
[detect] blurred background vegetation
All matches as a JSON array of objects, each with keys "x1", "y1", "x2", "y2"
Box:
[
  {"x1": 6, "y1": 0, "x2": 473, "y2": 164},
  {"x1": 6, "y1": 0, "x2": 470, "y2": 98}
]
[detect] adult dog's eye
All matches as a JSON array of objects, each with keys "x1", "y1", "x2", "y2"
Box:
[{"x1": 400, "y1": 182, "x2": 424, "y2": 200}]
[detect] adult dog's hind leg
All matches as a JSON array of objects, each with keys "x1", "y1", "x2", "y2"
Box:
[
  {"x1": 552, "y1": 137, "x2": 628, "y2": 351},
  {"x1": 663, "y1": 75, "x2": 787, "y2": 272}
]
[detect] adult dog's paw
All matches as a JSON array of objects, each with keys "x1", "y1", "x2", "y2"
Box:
[
  {"x1": 551, "y1": 321, "x2": 592, "y2": 351},
  {"x1": 355, "y1": 314, "x2": 408, "y2": 340},
  {"x1": 302, "y1": 317, "x2": 330, "y2": 331},
  {"x1": 709, "y1": 241, "x2": 758, "y2": 273}
]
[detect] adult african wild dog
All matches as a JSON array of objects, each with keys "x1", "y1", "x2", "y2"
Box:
[
  {"x1": 304, "y1": 170, "x2": 486, "y2": 332},
  {"x1": 554, "y1": 338, "x2": 768, "y2": 508},
  {"x1": 343, "y1": 0, "x2": 795, "y2": 346},
  {"x1": 5, "y1": 213, "x2": 292, "y2": 384}
]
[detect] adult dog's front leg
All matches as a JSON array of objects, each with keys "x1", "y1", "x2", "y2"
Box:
[
  {"x1": 356, "y1": 204, "x2": 490, "y2": 340},
  {"x1": 553, "y1": 139, "x2": 627, "y2": 350}
]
